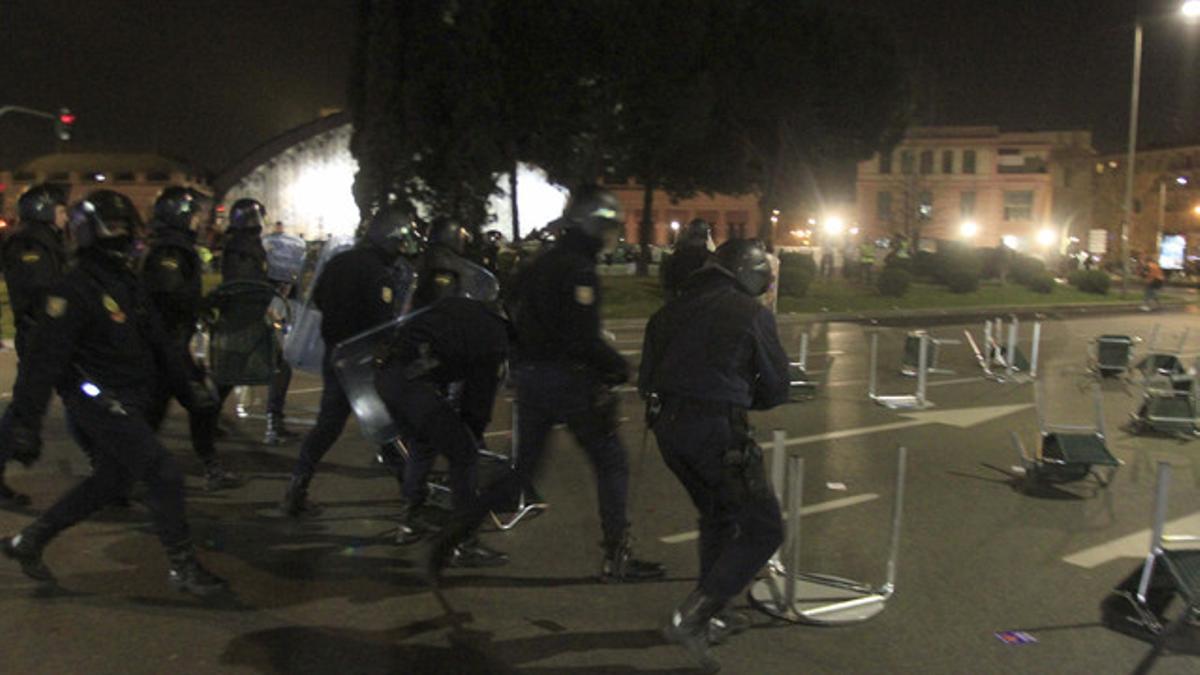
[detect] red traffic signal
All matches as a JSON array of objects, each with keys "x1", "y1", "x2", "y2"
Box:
[{"x1": 55, "y1": 107, "x2": 75, "y2": 141}]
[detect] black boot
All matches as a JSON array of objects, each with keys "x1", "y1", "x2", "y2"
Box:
[
  {"x1": 395, "y1": 500, "x2": 430, "y2": 545},
  {"x1": 1, "y1": 522, "x2": 56, "y2": 583},
  {"x1": 663, "y1": 589, "x2": 725, "y2": 673},
  {"x1": 264, "y1": 414, "x2": 299, "y2": 446},
  {"x1": 0, "y1": 472, "x2": 31, "y2": 508},
  {"x1": 167, "y1": 545, "x2": 227, "y2": 596},
  {"x1": 423, "y1": 518, "x2": 474, "y2": 587},
  {"x1": 203, "y1": 460, "x2": 243, "y2": 492},
  {"x1": 601, "y1": 533, "x2": 665, "y2": 583},
  {"x1": 707, "y1": 608, "x2": 752, "y2": 644},
  {"x1": 448, "y1": 536, "x2": 509, "y2": 568},
  {"x1": 280, "y1": 474, "x2": 321, "y2": 517}
]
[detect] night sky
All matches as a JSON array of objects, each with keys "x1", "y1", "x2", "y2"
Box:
[{"x1": 3, "y1": 0, "x2": 1199, "y2": 176}]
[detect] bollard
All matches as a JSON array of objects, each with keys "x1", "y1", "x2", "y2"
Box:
[
  {"x1": 868, "y1": 332, "x2": 879, "y2": 399},
  {"x1": 915, "y1": 332, "x2": 929, "y2": 407}
]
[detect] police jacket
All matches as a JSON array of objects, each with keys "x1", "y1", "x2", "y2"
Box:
[
  {"x1": 221, "y1": 230, "x2": 268, "y2": 282},
  {"x1": 1, "y1": 221, "x2": 68, "y2": 334},
  {"x1": 509, "y1": 229, "x2": 627, "y2": 382},
  {"x1": 10, "y1": 252, "x2": 195, "y2": 431},
  {"x1": 313, "y1": 245, "x2": 403, "y2": 347},
  {"x1": 661, "y1": 245, "x2": 711, "y2": 298},
  {"x1": 639, "y1": 267, "x2": 789, "y2": 410},
  {"x1": 140, "y1": 223, "x2": 203, "y2": 337},
  {"x1": 380, "y1": 297, "x2": 509, "y2": 437}
]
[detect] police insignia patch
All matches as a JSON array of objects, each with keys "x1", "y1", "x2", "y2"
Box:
[
  {"x1": 381, "y1": 286, "x2": 394, "y2": 304},
  {"x1": 20, "y1": 252, "x2": 41, "y2": 264},
  {"x1": 102, "y1": 295, "x2": 120, "y2": 314},
  {"x1": 434, "y1": 274, "x2": 453, "y2": 287},
  {"x1": 46, "y1": 296, "x2": 67, "y2": 318},
  {"x1": 161, "y1": 258, "x2": 180, "y2": 270},
  {"x1": 574, "y1": 285, "x2": 595, "y2": 306}
]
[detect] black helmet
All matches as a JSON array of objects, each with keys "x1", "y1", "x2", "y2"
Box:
[
  {"x1": 228, "y1": 198, "x2": 266, "y2": 232},
  {"x1": 427, "y1": 217, "x2": 471, "y2": 255},
  {"x1": 714, "y1": 239, "x2": 773, "y2": 297},
  {"x1": 18, "y1": 184, "x2": 66, "y2": 225},
  {"x1": 562, "y1": 185, "x2": 624, "y2": 241},
  {"x1": 153, "y1": 186, "x2": 199, "y2": 231},
  {"x1": 363, "y1": 203, "x2": 419, "y2": 260},
  {"x1": 70, "y1": 190, "x2": 140, "y2": 258},
  {"x1": 678, "y1": 218, "x2": 712, "y2": 249}
]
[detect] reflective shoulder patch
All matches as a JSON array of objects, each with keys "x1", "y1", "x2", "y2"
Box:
[
  {"x1": 160, "y1": 258, "x2": 180, "y2": 270},
  {"x1": 46, "y1": 296, "x2": 67, "y2": 318},
  {"x1": 381, "y1": 286, "x2": 394, "y2": 304},
  {"x1": 574, "y1": 285, "x2": 595, "y2": 306},
  {"x1": 434, "y1": 273, "x2": 454, "y2": 287},
  {"x1": 20, "y1": 252, "x2": 41, "y2": 264}
]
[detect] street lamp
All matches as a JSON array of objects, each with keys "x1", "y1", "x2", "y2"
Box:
[
  {"x1": 960, "y1": 220, "x2": 978, "y2": 239},
  {"x1": 1036, "y1": 227, "x2": 1057, "y2": 248},
  {"x1": 1121, "y1": 2, "x2": 1200, "y2": 296}
]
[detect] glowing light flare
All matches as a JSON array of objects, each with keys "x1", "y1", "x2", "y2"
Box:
[
  {"x1": 849, "y1": 227, "x2": 860, "y2": 236},
  {"x1": 1184, "y1": 0, "x2": 1200, "y2": 19},
  {"x1": 1036, "y1": 228, "x2": 1057, "y2": 247},
  {"x1": 1002, "y1": 235, "x2": 1020, "y2": 250},
  {"x1": 486, "y1": 163, "x2": 569, "y2": 242},
  {"x1": 960, "y1": 221, "x2": 979, "y2": 238},
  {"x1": 823, "y1": 215, "x2": 845, "y2": 235},
  {"x1": 670, "y1": 220, "x2": 681, "y2": 231}
]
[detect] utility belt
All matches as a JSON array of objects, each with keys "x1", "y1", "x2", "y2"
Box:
[{"x1": 652, "y1": 393, "x2": 748, "y2": 427}]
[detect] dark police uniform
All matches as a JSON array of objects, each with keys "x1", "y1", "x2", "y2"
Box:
[
  {"x1": 217, "y1": 228, "x2": 292, "y2": 426},
  {"x1": 140, "y1": 223, "x2": 226, "y2": 475},
  {"x1": 660, "y1": 245, "x2": 710, "y2": 299},
  {"x1": 1, "y1": 221, "x2": 68, "y2": 357},
  {"x1": 377, "y1": 298, "x2": 508, "y2": 514},
  {"x1": 281, "y1": 245, "x2": 407, "y2": 513},
  {"x1": 639, "y1": 265, "x2": 789, "y2": 601},
  {"x1": 0, "y1": 252, "x2": 216, "y2": 584},
  {"x1": 437, "y1": 228, "x2": 645, "y2": 568}
]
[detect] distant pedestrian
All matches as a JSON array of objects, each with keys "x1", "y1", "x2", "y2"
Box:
[
  {"x1": 1141, "y1": 257, "x2": 1165, "y2": 311},
  {"x1": 859, "y1": 239, "x2": 876, "y2": 284}
]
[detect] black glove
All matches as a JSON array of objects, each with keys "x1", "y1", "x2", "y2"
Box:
[{"x1": 1, "y1": 416, "x2": 43, "y2": 467}]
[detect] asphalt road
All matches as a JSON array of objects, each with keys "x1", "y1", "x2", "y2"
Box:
[{"x1": 3, "y1": 307, "x2": 1200, "y2": 674}]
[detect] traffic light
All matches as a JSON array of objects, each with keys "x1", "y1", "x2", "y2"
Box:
[{"x1": 55, "y1": 108, "x2": 75, "y2": 141}]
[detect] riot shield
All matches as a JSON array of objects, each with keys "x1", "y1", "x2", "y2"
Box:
[
  {"x1": 332, "y1": 307, "x2": 431, "y2": 445},
  {"x1": 206, "y1": 280, "x2": 282, "y2": 386},
  {"x1": 263, "y1": 233, "x2": 308, "y2": 285},
  {"x1": 457, "y1": 258, "x2": 501, "y2": 302}
]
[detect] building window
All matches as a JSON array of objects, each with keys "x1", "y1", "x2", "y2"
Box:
[
  {"x1": 900, "y1": 151, "x2": 914, "y2": 175},
  {"x1": 960, "y1": 191, "x2": 976, "y2": 217},
  {"x1": 1003, "y1": 191, "x2": 1034, "y2": 221},
  {"x1": 942, "y1": 150, "x2": 954, "y2": 174},
  {"x1": 962, "y1": 150, "x2": 977, "y2": 174},
  {"x1": 878, "y1": 152, "x2": 892, "y2": 174},
  {"x1": 919, "y1": 150, "x2": 934, "y2": 175},
  {"x1": 876, "y1": 191, "x2": 892, "y2": 221},
  {"x1": 918, "y1": 191, "x2": 933, "y2": 219}
]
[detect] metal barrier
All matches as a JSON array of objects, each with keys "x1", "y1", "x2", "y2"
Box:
[
  {"x1": 750, "y1": 432, "x2": 907, "y2": 625},
  {"x1": 868, "y1": 331, "x2": 932, "y2": 409},
  {"x1": 490, "y1": 404, "x2": 548, "y2": 530},
  {"x1": 964, "y1": 316, "x2": 1041, "y2": 382}
]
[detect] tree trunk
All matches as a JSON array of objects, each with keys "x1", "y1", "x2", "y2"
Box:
[
  {"x1": 509, "y1": 160, "x2": 520, "y2": 241},
  {"x1": 637, "y1": 179, "x2": 655, "y2": 276}
]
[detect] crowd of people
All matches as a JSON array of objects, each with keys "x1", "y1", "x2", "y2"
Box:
[{"x1": 0, "y1": 183, "x2": 790, "y2": 672}]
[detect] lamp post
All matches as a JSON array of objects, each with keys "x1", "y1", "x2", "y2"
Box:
[{"x1": 1122, "y1": 2, "x2": 1200, "y2": 295}]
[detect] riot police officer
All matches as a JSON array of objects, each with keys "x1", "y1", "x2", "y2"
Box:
[
  {"x1": 0, "y1": 190, "x2": 225, "y2": 595},
  {"x1": 141, "y1": 187, "x2": 240, "y2": 491},
  {"x1": 639, "y1": 239, "x2": 789, "y2": 672},
  {"x1": 279, "y1": 204, "x2": 416, "y2": 516},
  {"x1": 0, "y1": 185, "x2": 70, "y2": 506},
  {"x1": 219, "y1": 198, "x2": 295, "y2": 444},
  {"x1": 428, "y1": 184, "x2": 663, "y2": 584},
  {"x1": 661, "y1": 218, "x2": 713, "y2": 298},
  {"x1": 411, "y1": 218, "x2": 475, "y2": 309},
  {"x1": 378, "y1": 297, "x2": 509, "y2": 566}
]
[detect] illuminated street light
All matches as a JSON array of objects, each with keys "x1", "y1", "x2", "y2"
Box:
[
  {"x1": 1002, "y1": 235, "x2": 1020, "y2": 250},
  {"x1": 1036, "y1": 228, "x2": 1057, "y2": 247},
  {"x1": 1176, "y1": 176, "x2": 1189, "y2": 185},
  {"x1": 1194, "y1": 205, "x2": 1200, "y2": 216},
  {"x1": 670, "y1": 220, "x2": 681, "y2": 232},
  {"x1": 823, "y1": 215, "x2": 845, "y2": 235},
  {"x1": 1184, "y1": 0, "x2": 1200, "y2": 19},
  {"x1": 960, "y1": 221, "x2": 979, "y2": 238}
]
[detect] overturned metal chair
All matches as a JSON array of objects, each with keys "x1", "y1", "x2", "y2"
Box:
[
  {"x1": 1135, "y1": 325, "x2": 1191, "y2": 382},
  {"x1": 1101, "y1": 462, "x2": 1200, "y2": 644},
  {"x1": 1010, "y1": 382, "x2": 1121, "y2": 490},
  {"x1": 964, "y1": 316, "x2": 1041, "y2": 383},
  {"x1": 1130, "y1": 369, "x2": 1199, "y2": 439},
  {"x1": 749, "y1": 431, "x2": 907, "y2": 624},
  {"x1": 1091, "y1": 334, "x2": 1138, "y2": 378},
  {"x1": 868, "y1": 330, "x2": 932, "y2": 409},
  {"x1": 900, "y1": 330, "x2": 958, "y2": 377},
  {"x1": 788, "y1": 332, "x2": 818, "y2": 401}
]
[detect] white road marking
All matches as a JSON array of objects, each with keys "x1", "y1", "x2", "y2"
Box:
[
  {"x1": 773, "y1": 403, "x2": 1031, "y2": 448},
  {"x1": 289, "y1": 387, "x2": 324, "y2": 395},
  {"x1": 1062, "y1": 511, "x2": 1200, "y2": 569},
  {"x1": 660, "y1": 493, "x2": 880, "y2": 544}
]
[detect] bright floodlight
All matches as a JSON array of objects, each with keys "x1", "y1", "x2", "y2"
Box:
[
  {"x1": 1002, "y1": 235, "x2": 1020, "y2": 250},
  {"x1": 960, "y1": 221, "x2": 979, "y2": 238},
  {"x1": 1194, "y1": 205, "x2": 1200, "y2": 216},
  {"x1": 1184, "y1": 0, "x2": 1200, "y2": 19},
  {"x1": 1177, "y1": 176, "x2": 1190, "y2": 186},
  {"x1": 1036, "y1": 228, "x2": 1057, "y2": 247},
  {"x1": 670, "y1": 220, "x2": 681, "y2": 231},
  {"x1": 823, "y1": 215, "x2": 845, "y2": 235}
]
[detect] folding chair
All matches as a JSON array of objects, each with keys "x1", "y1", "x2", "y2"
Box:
[
  {"x1": 1102, "y1": 462, "x2": 1200, "y2": 643},
  {"x1": 1092, "y1": 335, "x2": 1137, "y2": 378},
  {"x1": 1010, "y1": 382, "x2": 1121, "y2": 489},
  {"x1": 1130, "y1": 372, "x2": 1199, "y2": 438}
]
